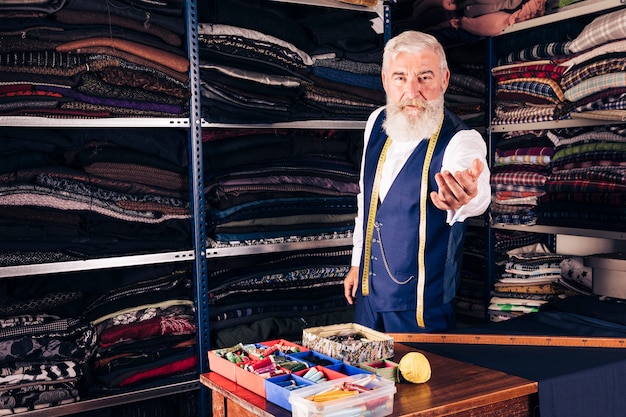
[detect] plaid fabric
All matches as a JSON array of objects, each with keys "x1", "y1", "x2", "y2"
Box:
[
  {"x1": 498, "y1": 41, "x2": 571, "y2": 66},
  {"x1": 490, "y1": 203, "x2": 537, "y2": 226},
  {"x1": 492, "y1": 62, "x2": 567, "y2": 82},
  {"x1": 493, "y1": 103, "x2": 560, "y2": 124},
  {"x1": 540, "y1": 191, "x2": 626, "y2": 206},
  {"x1": 569, "y1": 8, "x2": 626, "y2": 53},
  {"x1": 570, "y1": 109, "x2": 626, "y2": 121},
  {"x1": 491, "y1": 171, "x2": 548, "y2": 187},
  {"x1": 547, "y1": 126, "x2": 626, "y2": 147},
  {"x1": 564, "y1": 72, "x2": 626, "y2": 102},
  {"x1": 552, "y1": 141, "x2": 626, "y2": 162},
  {"x1": 561, "y1": 56, "x2": 626, "y2": 90},
  {"x1": 496, "y1": 146, "x2": 554, "y2": 157},
  {"x1": 561, "y1": 39, "x2": 626, "y2": 69},
  {"x1": 495, "y1": 154, "x2": 552, "y2": 166},
  {"x1": 544, "y1": 179, "x2": 626, "y2": 193},
  {"x1": 574, "y1": 92, "x2": 626, "y2": 112},
  {"x1": 552, "y1": 151, "x2": 626, "y2": 171},
  {"x1": 498, "y1": 77, "x2": 566, "y2": 102},
  {"x1": 549, "y1": 166, "x2": 626, "y2": 184},
  {"x1": 535, "y1": 201, "x2": 626, "y2": 224},
  {"x1": 493, "y1": 184, "x2": 546, "y2": 194},
  {"x1": 493, "y1": 195, "x2": 541, "y2": 205},
  {"x1": 449, "y1": 73, "x2": 485, "y2": 95}
]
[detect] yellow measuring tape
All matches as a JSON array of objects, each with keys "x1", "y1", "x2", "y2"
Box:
[
  {"x1": 361, "y1": 115, "x2": 443, "y2": 329},
  {"x1": 361, "y1": 137, "x2": 391, "y2": 297}
]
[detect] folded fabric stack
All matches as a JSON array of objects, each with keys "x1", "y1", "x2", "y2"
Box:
[
  {"x1": 198, "y1": 0, "x2": 385, "y2": 123},
  {"x1": 0, "y1": 128, "x2": 191, "y2": 265},
  {"x1": 0, "y1": 289, "x2": 96, "y2": 415},
  {"x1": 208, "y1": 246, "x2": 353, "y2": 348},
  {"x1": 490, "y1": 130, "x2": 553, "y2": 226},
  {"x1": 536, "y1": 126, "x2": 626, "y2": 231},
  {"x1": 489, "y1": 242, "x2": 567, "y2": 322},
  {"x1": 492, "y1": 7, "x2": 626, "y2": 124},
  {"x1": 559, "y1": 8, "x2": 626, "y2": 122},
  {"x1": 445, "y1": 43, "x2": 487, "y2": 128},
  {"x1": 492, "y1": 59, "x2": 569, "y2": 125},
  {"x1": 489, "y1": 13, "x2": 591, "y2": 125},
  {"x1": 204, "y1": 128, "x2": 361, "y2": 247},
  {"x1": 84, "y1": 266, "x2": 197, "y2": 395},
  {"x1": 0, "y1": 0, "x2": 190, "y2": 118}
]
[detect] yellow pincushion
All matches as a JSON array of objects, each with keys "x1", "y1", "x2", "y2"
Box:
[{"x1": 398, "y1": 352, "x2": 431, "y2": 384}]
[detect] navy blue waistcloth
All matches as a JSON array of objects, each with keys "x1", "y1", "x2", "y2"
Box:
[{"x1": 406, "y1": 301, "x2": 626, "y2": 417}]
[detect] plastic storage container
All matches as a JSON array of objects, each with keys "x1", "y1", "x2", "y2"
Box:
[{"x1": 289, "y1": 375, "x2": 396, "y2": 417}]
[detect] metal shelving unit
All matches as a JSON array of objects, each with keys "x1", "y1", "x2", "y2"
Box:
[
  {"x1": 18, "y1": 380, "x2": 200, "y2": 417},
  {"x1": 487, "y1": 2, "x2": 626, "y2": 281},
  {"x1": 201, "y1": 0, "x2": 391, "y2": 259},
  {"x1": 0, "y1": 0, "x2": 210, "y2": 415}
]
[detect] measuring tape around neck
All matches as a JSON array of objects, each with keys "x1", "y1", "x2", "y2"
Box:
[
  {"x1": 416, "y1": 118, "x2": 443, "y2": 328},
  {"x1": 361, "y1": 115, "x2": 444, "y2": 331},
  {"x1": 361, "y1": 137, "x2": 391, "y2": 297}
]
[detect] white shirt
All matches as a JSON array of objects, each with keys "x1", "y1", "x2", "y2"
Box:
[{"x1": 350, "y1": 107, "x2": 491, "y2": 267}]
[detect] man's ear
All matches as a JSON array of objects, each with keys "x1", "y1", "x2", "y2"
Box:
[{"x1": 441, "y1": 68, "x2": 450, "y2": 92}]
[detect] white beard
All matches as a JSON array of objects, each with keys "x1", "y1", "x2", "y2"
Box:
[{"x1": 383, "y1": 95, "x2": 445, "y2": 143}]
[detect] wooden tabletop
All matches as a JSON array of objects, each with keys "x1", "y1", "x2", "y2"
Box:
[{"x1": 200, "y1": 343, "x2": 538, "y2": 417}]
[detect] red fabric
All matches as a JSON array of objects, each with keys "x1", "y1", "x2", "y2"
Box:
[
  {"x1": 99, "y1": 316, "x2": 196, "y2": 345},
  {"x1": 119, "y1": 356, "x2": 197, "y2": 387}
]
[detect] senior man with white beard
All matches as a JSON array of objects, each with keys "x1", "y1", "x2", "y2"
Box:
[{"x1": 343, "y1": 30, "x2": 490, "y2": 334}]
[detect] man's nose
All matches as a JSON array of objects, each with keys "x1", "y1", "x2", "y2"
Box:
[{"x1": 405, "y1": 80, "x2": 423, "y2": 99}]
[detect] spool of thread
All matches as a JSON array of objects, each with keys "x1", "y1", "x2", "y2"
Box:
[{"x1": 398, "y1": 352, "x2": 431, "y2": 384}]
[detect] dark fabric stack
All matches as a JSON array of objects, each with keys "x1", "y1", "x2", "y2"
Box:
[
  {"x1": 490, "y1": 130, "x2": 554, "y2": 227},
  {"x1": 83, "y1": 265, "x2": 197, "y2": 395},
  {"x1": 0, "y1": 127, "x2": 192, "y2": 266},
  {"x1": 0, "y1": 280, "x2": 96, "y2": 414},
  {"x1": 208, "y1": 246, "x2": 354, "y2": 348},
  {"x1": 537, "y1": 126, "x2": 626, "y2": 231},
  {"x1": 203, "y1": 128, "x2": 361, "y2": 346},
  {"x1": 198, "y1": 0, "x2": 385, "y2": 123},
  {"x1": 203, "y1": 128, "x2": 362, "y2": 247},
  {"x1": 445, "y1": 42, "x2": 487, "y2": 128},
  {"x1": 0, "y1": 0, "x2": 189, "y2": 118}
]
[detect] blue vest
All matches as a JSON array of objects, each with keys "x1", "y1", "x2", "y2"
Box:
[{"x1": 358, "y1": 108, "x2": 468, "y2": 331}]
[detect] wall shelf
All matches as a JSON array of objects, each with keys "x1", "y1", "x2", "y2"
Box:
[
  {"x1": 17, "y1": 380, "x2": 199, "y2": 417},
  {"x1": 207, "y1": 237, "x2": 352, "y2": 258},
  {"x1": 0, "y1": 250, "x2": 196, "y2": 279},
  {"x1": 0, "y1": 117, "x2": 191, "y2": 128},
  {"x1": 491, "y1": 224, "x2": 626, "y2": 241}
]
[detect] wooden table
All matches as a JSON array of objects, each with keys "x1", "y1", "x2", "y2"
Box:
[{"x1": 200, "y1": 343, "x2": 538, "y2": 417}]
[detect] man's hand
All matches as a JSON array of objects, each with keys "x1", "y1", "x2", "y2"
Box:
[
  {"x1": 343, "y1": 266, "x2": 360, "y2": 305},
  {"x1": 430, "y1": 158, "x2": 484, "y2": 211}
]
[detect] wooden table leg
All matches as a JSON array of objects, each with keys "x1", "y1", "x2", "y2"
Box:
[{"x1": 212, "y1": 390, "x2": 226, "y2": 417}]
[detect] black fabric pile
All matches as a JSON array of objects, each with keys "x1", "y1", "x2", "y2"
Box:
[
  {"x1": 0, "y1": 0, "x2": 190, "y2": 118},
  {"x1": 0, "y1": 127, "x2": 192, "y2": 266},
  {"x1": 83, "y1": 265, "x2": 197, "y2": 395},
  {"x1": 198, "y1": 0, "x2": 385, "y2": 123}
]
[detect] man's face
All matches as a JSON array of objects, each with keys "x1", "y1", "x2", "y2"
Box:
[{"x1": 381, "y1": 49, "x2": 449, "y2": 122}]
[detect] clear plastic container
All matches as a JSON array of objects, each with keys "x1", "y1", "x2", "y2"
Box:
[{"x1": 289, "y1": 374, "x2": 396, "y2": 417}]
